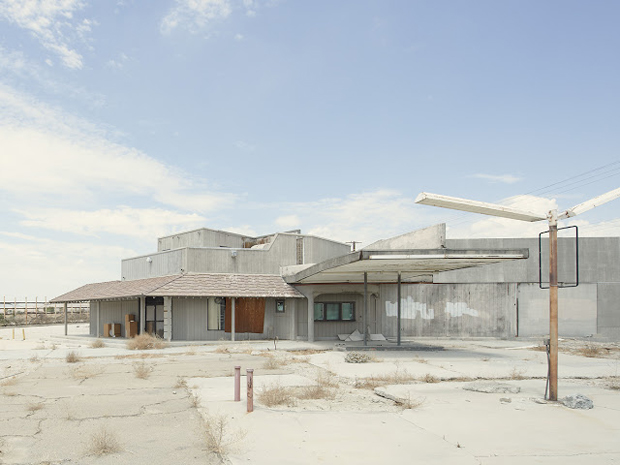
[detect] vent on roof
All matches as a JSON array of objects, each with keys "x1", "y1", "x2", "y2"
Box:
[{"x1": 296, "y1": 237, "x2": 304, "y2": 265}]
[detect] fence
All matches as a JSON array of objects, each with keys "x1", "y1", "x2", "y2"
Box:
[{"x1": 1, "y1": 297, "x2": 89, "y2": 321}]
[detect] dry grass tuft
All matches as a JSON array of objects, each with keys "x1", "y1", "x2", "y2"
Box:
[
  {"x1": 355, "y1": 368, "x2": 417, "y2": 390},
  {"x1": 286, "y1": 349, "x2": 326, "y2": 356},
  {"x1": 0, "y1": 377, "x2": 18, "y2": 387},
  {"x1": 133, "y1": 361, "x2": 152, "y2": 379},
  {"x1": 608, "y1": 377, "x2": 620, "y2": 391},
  {"x1": 87, "y1": 427, "x2": 123, "y2": 456},
  {"x1": 29, "y1": 354, "x2": 40, "y2": 363},
  {"x1": 214, "y1": 345, "x2": 230, "y2": 354},
  {"x1": 175, "y1": 377, "x2": 188, "y2": 389},
  {"x1": 421, "y1": 373, "x2": 439, "y2": 384},
  {"x1": 578, "y1": 344, "x2": 603, "y2": 358},
  {"x1": 258, "y1": 383, "x2": 296, "y2": 407},
  {"x1": 90, "y1": 339, "x2": 105, "y2": 349},
  {"x1": 65, "y1": 351, "x2": 81, "y2": 363},
  {"x1": 262, "y1": 354, "x2": 289, "y2": 370},
  {"x1": 509, "y1": 367, "x2": 526, "y2": 380},
  {"x1": 126, "y1": 333, "x2": 168, "y2": 350},
  {"x1": 344, "y1": 352, "x2": 376, "y2": 363},
  {"x1": 26, "y1": 402, "x2": 44, "y2": 413},
  {"x1": 189, "y1": 393, "x2": 201, "y2": 408},
  {"x1": 396, "y1": 394, "x2": 425, "y2": 410},
  {"x1": 204, "y1": 412, "x2": 247, "y2": 457}
]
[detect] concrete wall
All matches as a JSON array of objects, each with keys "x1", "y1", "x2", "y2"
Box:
[
  {"x1": 596, "y1": 284, "x2": 620, "y2": 339},
  {"x1": 170, "y1": 297, "x2": 294, "y2": 341},
  {"x1": 158, "y1": 228, "x2": 247, "y2": 251},
  {"x1": 122, "y1": 249, "x2": 185, "y2": 281},
  {"x1": 379, "y1": 283, "x2": 517, "y2": 338},
  {"x1": 92, "y1": 299, "x2": 140, "y2": 337},
  {"x1": 303, "y1": 237, "x2": 352, "y2": 264},
  {"x1": 517, "y1": 284, "x2": 597, "y2": 337}
]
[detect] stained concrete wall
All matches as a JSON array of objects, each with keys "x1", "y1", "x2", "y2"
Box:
[
  {"x1": 517, "y1": 284, "x2": 597, "y2": 337},
  {"x1": 379, "y1": 283, "x2": 517, "y2": 338}
]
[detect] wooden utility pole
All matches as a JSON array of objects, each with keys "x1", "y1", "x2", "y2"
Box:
[{"x1": 548, "y1": 211, "x2": 559, "y2": 401}]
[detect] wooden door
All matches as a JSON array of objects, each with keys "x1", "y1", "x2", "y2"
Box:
[{"x1": 225, "y1": 298, "x2": 265, "y2": 334}]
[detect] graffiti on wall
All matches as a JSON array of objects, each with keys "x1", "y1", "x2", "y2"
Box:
[{"x1": 385, "y1": 299, "x2": 479, "y2": 319}]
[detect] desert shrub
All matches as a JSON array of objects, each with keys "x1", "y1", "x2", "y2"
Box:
[
  {"x1": 90, "y1": 339, "x2": 105, "y2": 348},
  {"x1": 204, "y1": 412, "x2": 247, "y2": 458},
  {"x1": 66, "y1": 351, "x2": 81, "y2": 363},
  {"x1": 345, "y1": 352, "x2": 374, "y2": 363},
  {"x1": 87, "y1": 427, "x2": 123, "y2": 456},
  {"x1": 133, "y1": 361, "x2": 152, "y2": 379},
  {"x1": 126, "y1": 333, "x2": 168, "y2": 350},
  {"x1": 258, "y1": 383, "x2": 296, "y2": 407}
]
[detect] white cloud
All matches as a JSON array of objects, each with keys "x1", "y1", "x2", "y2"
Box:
[
  {"x1": 234, "y1": 140, "x2": 255, "y2": 151},
  {"x1": 273, "y1": 190, "x2": 430, "y2": 245},
  {"x1": 16, "y1": 207, "x2": 207, "y2": 240},
  {"x1": 275, "y1": 215, "x2": 299, "y2": 229},
  {"x1": 234, "y1": 33, "x2": 244, "y2": 40},
  {"x1": 471, "y1": 173, "x2": 521, "y2": 184},
  {"x1": 0, "y1": 232, "x2": 135, "y2": 297},
  {"x1": 0, "y1": 83, "x2": 236, "y2": 212},
  {"x1": 106, "y1": 52, "x2": 129, "y2": 69},
  {"x1": 0, "y1": 0, "x2": 92, "y2": 69},
  {"x1": 161, "y1": 0, "x2": 232, "y2": 34}
]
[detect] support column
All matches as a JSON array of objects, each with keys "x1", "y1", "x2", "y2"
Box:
[
  {"x1": 163, "y1": 297, "x2": 172, "y2": 341},
  {"x1": 549, "y1": 213, "x2": 559, "y2": 401},
  {"x1": 231, "y1": 297, "x2": 236, "y2": 342},
  {"x1": 291, "y1": 299, "x2": 297, "y2": 341},
  {"x1": 307, "y1": 292, "x2": 314, "y2": 343},
  {"x1": 96, "y1": 301, "x2": 100, "y2": 337},
  {"x1": 139, "y1": 297, "x2": 146, "y2": 335},
  {"x1": 363, "y1": 272, "x2": 368, "y2": 346},
  {"x1": 63, "y1": 302, "x2": 68, "y2": 336},
  {"x1": 397, "y1": 273, "x2": 402, "y2": 346}
]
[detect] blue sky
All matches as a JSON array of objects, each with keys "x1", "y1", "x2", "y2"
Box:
[{"x1": 1, "y1": 0, "x2": 620, "y2": 298}]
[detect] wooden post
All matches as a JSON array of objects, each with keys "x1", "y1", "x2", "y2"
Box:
[
  {"x1": 64, "y1": 303, "x2": 68, "y2": 336},
  {"x1": 549, "y1": 214, "x2": 559, "y2": 401}
]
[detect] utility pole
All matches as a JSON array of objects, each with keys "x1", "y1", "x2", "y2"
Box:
[{"x1": 548, "y1": 210, "x2": 559, "y2": 401}]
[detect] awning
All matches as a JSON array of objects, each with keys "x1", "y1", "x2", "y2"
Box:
[
  {"x1": 51, "y1": 273, "x2": 304, "y2": 303},
  {"x1": 283, "y1": 248, "x2": 529, "y2": 284}
]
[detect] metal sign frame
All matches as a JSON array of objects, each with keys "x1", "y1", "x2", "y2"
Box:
[{"x1": 538, "y1": 225, "x2": 579, "y2": 289}]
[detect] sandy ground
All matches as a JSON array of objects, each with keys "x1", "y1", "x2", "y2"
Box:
[{"x1": 0, "y1": 325, "x2": 619, "y2": 464}]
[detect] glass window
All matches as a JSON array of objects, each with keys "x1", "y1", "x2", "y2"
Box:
[
  {"x1": 313, "y1": 302, "x2": 356, "y2": 322},
  {"x1": 276, "y1": 300, "x2": 285, "y2": 313},
  {"x1": 326, "y1": 303, "x2": 340, "y2": 320},
  {"x1": 314, "y1": 303, "x2": 324, "y2": 321},
  {"x1": 342, "y1": 302, "x2": 355, "y2": 321}
]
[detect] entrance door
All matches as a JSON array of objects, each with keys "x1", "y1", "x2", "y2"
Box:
[
  {"x1": 225, "y1": 298, "x2": 265, "y2": 334},
  {"x1": 145, "y1": 296, "x2": 164, "y2": 338}
]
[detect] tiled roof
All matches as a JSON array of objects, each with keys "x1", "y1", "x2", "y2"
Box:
[
  {"x1": 51, "y1": 273, "x2": 303, "y2": 302},
  {"x1": 151, "y1": 273, "x2": 304, "y2": 298},
  {"x1": 50, "y1": 275, "x2": 182, "y2": 302}
]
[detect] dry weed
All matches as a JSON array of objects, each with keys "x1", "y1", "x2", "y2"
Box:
[
  {"x1": 345, "y1": 352, "x2": 376, "y2": 363},
  {"x1": 397, "y1": 394, "x2": 425, "y2": 410},
  {"x1": 579, "y1": 344, "x2": 603, "y2": 358},
  {"x1": 90, "y1": 339, "x2": 105, "y2": 349},
  {"x1": 421, "y1": 373, "x2": 439, "y2": 384},
  {"x1": 258, "y1": 383, "x2": 296, "y2": 407},
  {"x1": 262, "y1": 354, "x2": 288, "y2": 370},
  {"x1": 509, "y1": 367, "x2": 526, "y2": 380},
  {"x1": 29, "y1": 355, "x2": 39, "y2": 363},
  {"x1": 0, "y1": 377, "x2": 18, "y2": 387},
  {"x1": 286, "y1": 349, "x2": 326, "y2": 356},
  {"x1": 204, "y1": 412, "x2": 247, "y2": 458},
  {"x1": 175, "y1": 377, "x2": 188, "y2": 389},
  {"x1": 87, "y1": 427, "x2": 123, "y2": 456},
  {"x1": 214, "y1": 345, "x2": 230, "y2": 354},
  {"x1": 65, "y1": 351, "x2": 81, "y2": 363},
  {"x1": 126, "y1": 333, "x2": 168, "y2": 350},
  {"x1": 355, "y1": 368, "x2": 416, "y2": 390},
  {"x1": 414, "y1": 356, "x2": 428, "y2": 364},
  {"x1": 608, "y1": 377, "x2": 620, "y2": 390},
  {"x1": 26, "y1": 402, "x2": 44, "y2": 413},
  {"x1": 133, "y1": 361, "x2": 152, "y2": 379}
]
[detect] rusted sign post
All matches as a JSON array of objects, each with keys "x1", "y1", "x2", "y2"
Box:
[
  {"x1": 234, "y1": 366, "x2": 241, "y2": 402},
  {"x1": 247, "y1": 368, "x2": 254, "y2": 413}
]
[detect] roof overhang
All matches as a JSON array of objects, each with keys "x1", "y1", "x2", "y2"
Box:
[{"x1": 284, "y1": 248, "x2": 529, "y2": 284}]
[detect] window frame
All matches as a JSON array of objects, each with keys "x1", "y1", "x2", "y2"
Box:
[{"x1": 313, "y1": 301, "x2": 356, "y2": 322}]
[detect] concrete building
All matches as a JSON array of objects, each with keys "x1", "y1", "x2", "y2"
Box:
[{"x1": 51, "y1": 225, "x2": 620, "y2": 341}]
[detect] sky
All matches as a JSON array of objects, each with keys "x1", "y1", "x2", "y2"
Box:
[{"x1": 1, "y1": 0, "x2": 620, "y2": 299}]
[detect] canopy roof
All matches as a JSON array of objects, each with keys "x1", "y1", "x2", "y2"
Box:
[
  {"x1": 283, "y1": 248, "x2": 529, "y2": 284},
  {"x1": 51, "y1": 273, "x2": 303, "y2": 303}
]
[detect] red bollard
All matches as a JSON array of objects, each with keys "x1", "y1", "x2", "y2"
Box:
[
  {"x1": 247, "y1": 368, "x2": 254, "y2": 413},
  {"x1": 234, "y1": 366, "x2": 241, "y2": 402}
]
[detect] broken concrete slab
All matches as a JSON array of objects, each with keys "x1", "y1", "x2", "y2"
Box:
[{"x1": 463, "y1": 381, "x2": 521, "y2": 394}]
